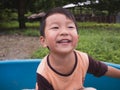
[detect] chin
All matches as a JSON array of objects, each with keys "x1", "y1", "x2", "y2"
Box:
[{"x1": 57, "y1": 49, "x2": 74, "y2": 54}]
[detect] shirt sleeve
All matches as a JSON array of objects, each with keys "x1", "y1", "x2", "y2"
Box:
[
  {"x1": 87, "y1": 55, "x2": 108, "y2": 77},
  {"x1": 37, "y1": 73, "x2": 54, "y2": 90}
]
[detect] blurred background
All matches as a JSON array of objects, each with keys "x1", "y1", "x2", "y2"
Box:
[{"x1": 0, "y1": 0, "x2": 120, "y2": 64}]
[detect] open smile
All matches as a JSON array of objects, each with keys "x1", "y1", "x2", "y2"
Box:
[{"x1": 56, "y1": 39, "x2": 72, "y2": 43}]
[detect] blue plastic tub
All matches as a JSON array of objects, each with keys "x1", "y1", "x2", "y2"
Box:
[
  {"x1": 0, "y1": 59, "x2": 40, "y2": 90},
  {"x1": 0, "y1": 59, "x2": 120, "y2": 90}
]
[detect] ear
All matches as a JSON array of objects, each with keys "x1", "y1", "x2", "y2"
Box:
[{"x1": 40, "y1": 36, "x2": 47, "y2": 48}]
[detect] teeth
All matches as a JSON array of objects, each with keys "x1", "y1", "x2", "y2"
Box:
[
  {"x1": 57, "y1": 39, "x2": 71, "y2": 43},
  {"x1": 61, "y1": 40, "x2": 68, "y2": 43}
]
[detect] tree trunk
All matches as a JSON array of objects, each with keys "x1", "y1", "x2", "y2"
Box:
[{"x1": 18, "y1": 0, "x2": 26, "y2": 29}]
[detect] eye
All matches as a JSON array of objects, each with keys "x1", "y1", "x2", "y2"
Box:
[
  {"x1": 68, "y1": 25, "x2": 76, "y2": 30},
  {"x1": 50, "y1": 24, "x2": 59, "y2": 30},
  {"x1": 67, "y1": 23, "x2": 76, "y2": 29},
  {"x1": 52, "y1": 26, "x2": 59, "y2": 29},
  {"x1": 68, "y1": 26, "x2": 75, "y2": 29}
]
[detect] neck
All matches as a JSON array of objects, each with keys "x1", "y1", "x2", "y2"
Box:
[
  {"x1": 49, "y1": 51, "x2": 75, "y2": 65},
  {"x1": 47, "y1": 51, "x2": 77, "y2": 75}
]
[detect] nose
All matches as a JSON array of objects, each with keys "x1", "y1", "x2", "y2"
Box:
[{"x1": 59, "y1": 28, "x2": 69, "y2": 36}]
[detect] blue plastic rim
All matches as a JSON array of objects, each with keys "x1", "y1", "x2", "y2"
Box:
[{"x1": 0, "y1": 59, "x2": 120, "y2": 90}]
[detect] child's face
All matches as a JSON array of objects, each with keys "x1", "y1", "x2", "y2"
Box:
[{"x1": 40, "y1": 13, "x2": 79, "y2": 55}]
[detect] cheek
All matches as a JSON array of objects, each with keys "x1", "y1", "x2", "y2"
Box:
[
  {"x1": 73, "y1": 35, "x2": 79, "y2": 44},
  {"x1": 45, "y1": 30, "x2": 58, "y2": 39},
  {"x1": 46, "y1": 33, "x2": 55, "y2": 40},
  {"x1": 45, "y1": 33, "x2": 56, "y2": 45}
]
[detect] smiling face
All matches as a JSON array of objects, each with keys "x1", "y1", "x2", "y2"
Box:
[{"x1": 40, "y1": 13, "x2": 79, "y2": 55}]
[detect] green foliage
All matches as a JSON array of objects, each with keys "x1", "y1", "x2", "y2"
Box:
[
  {"x1": 0, "y1": 21, "x2": 40, "y2": 29},
  {"x1": 21, "y1": 29, "x2": 40, "y2": 36},
  {"x1": 77, "y1": 22, "x2": 120, "y2": 29},
  {"x1": 77, "y1": 29, "x2": 120, "y2": 64},
  {"x1": 31, "y1": 22, "x2": 120, "y2": 64},
  {"x1": 26, "y1": 22, "x2": 40, "y2": 28},
  {"x1": 31, "y1": 47, "x2": 49, "y2": 58},
  {"x1": 1, "y1": 21, "x2": 120, "y2": 64},
  {"x1": 0, "y1": 21, "x2": 19, "y2": 28},
  {"x1": 0, "y1": 9, "x2": 18, "y2": 21},
  {"x1": 0, "y1": 21, "x2": 40, "y2": 36},
  {"x1": 92, "y1": 0, "x2": 120, "y2": 15}
]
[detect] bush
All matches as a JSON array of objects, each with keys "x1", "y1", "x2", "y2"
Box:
[{"x1": 0, "y1": 9, "x2": 17, "y2": 21}]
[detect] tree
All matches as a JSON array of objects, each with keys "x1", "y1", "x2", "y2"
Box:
[
  {"x1": 89, "y1": 0, "x2": 120, "y2": 15},
  {"x1": 0, "y1": 0, "x2": 36, "y2": 29},
  {"x1": 17, "y1": 0, "x2": 36, "y2": 29},
  {"x1": 17, "y1": 0, "x2": 26, "y2": 29},
  {"x1": 33, "y1": 0, "x2": 66, "y2": 12},
  {"x1": 0, "y1": 0, "x2": 69, "y2": 29}
]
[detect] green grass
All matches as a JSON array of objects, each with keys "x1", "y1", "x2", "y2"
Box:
[
  {"x1": 1, "y1": 21, "x2": 120, "y2": 64},
  {"x1": 77, "y1": 22, "x2": 120, "y2": 29},
  {"x1": 31, "y1": 23, "x2": 120, "y2": 64},
  {"x1": 77, "y1": 29, "x2": 120, "y2": 64},
  {"x1": 31, "y1": 47, "x2": 49, "y2": 59},
  {"x1": 0, "y1": 21, "x2": 40, "y2": 29},
  {"x1": 0, "y1": 21, "x2": 19, "y2": 29},
  {"x1": 0, "y1": 21, "x2": 40, "y2": 36}
]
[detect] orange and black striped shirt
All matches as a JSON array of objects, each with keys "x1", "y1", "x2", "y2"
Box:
[{"x1": 36, "y1": 50, "x2": 108, "y2": 90}]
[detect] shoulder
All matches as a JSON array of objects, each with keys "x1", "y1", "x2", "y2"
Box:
[
  {"x1": 75, "y1": 50, "x2": 89, "y2": 64},
  {"x1": 36, "y1": 55, "x2": 48, "y2": 74},
  {"x1": 75, "y1": 50, "x2": 88, "y2": 57},
  {"x1": 75, "y1": 50, "x2": 89, "y2": 75},
  {"x1": 87, "y1": 55, "x2": 108, "y2": 77}
]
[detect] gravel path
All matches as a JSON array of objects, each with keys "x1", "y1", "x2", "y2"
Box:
[{"x1": 0, "y1": 35, "x2": 40, "y2": 60}]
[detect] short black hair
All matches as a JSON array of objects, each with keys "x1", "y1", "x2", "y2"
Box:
[{"x1": 40, "y1": 7, "x2": 78, "y2": 36}]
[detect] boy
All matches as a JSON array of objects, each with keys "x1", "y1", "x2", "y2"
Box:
[{"x1": 36, "y1": 7, "x2": 120, "y2": 90}]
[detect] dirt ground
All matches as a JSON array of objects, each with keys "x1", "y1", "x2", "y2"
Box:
[{"x1": 0, "y1": 35, "x2": 40, "y2": 60}]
